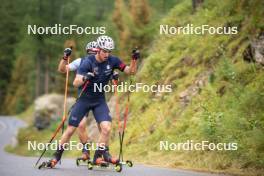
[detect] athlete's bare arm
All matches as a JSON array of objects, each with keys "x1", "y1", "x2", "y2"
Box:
[
  {"x1": 73, "y1": 74, "x2": 84, "y2": 87},
  {"x1": 124, "y1": 60, "x2": 137, "y2": 75},
  {"x1": 58, "y1": 59, "x2": 68, "y2": 73}
]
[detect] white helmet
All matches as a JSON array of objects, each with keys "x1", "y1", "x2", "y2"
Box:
[
  {"x1": 97, "y1": 35, "x2": 115, "y2": 51},
  {"x1": 85, "y1": 41, "x2": 98, "y2": 52}
]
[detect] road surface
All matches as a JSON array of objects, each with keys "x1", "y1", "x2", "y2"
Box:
[{"x1": 0, "y1": 116, "x2": 227, "y2": 176}]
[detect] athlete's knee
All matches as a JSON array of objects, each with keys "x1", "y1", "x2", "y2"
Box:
[
  {"x1": 65, "y1": 126, "x2": 76, "y2": 137},
  {"x1": 78, "y1": 123, "x2": 86, "y2": 132},
  {"x1": 100, "y1": 123, "x2": 111, "y2": 135}
]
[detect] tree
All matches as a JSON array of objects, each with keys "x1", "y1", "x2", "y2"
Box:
[
  {"x1": 129, "y1": 0, "x2": 150, "y2": 27},
  {"x1": 4, "y1": 55, "x2": 33, "y2": 114},
  {"x1": 0, "y1": 0, "x2": 21, "y2": 113},
  {"x1": 112, "y1": 0, "x2": 133, "y2": 59},
  {"x1": 192, "y1": 0, "x2": 204, "y2": 12}
]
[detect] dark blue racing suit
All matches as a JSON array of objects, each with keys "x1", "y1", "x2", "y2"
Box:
[{"x1": 68, "y1": 55, "x2": 126, "y2": 127}]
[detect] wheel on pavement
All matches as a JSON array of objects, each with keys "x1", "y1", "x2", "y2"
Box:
[
  {"x1": 38, "y1": 162, "x2": 46, "y2": 169},
  {"x1": 87, "y1": 161, "x2": 93, "y2": 170},
  {"x1": 126, "y1": 160, "x2": 133, "y2": 167},
  {"x1": 76, "y1": 159, "x2": 80, "y2": 166},
  {"x1": 114, "y1": 163, "x2": 122, "y2": 172}
]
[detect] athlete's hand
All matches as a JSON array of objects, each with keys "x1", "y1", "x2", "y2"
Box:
[
  {"x1": 132, "y1": 47, "x2": 140, "y2": 60},
  {"x1": 63, "y1": 48, "x2": 72, "y2": 60},
  {"x1": 83, "y1": 72, "x2": 94, "y2": 82},
  {"x1": 112, "y1": 71, "x2": 119, "y2": 80}
]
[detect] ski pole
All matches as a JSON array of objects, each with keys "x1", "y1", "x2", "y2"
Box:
[
  {"x1": 112, "y1": 79, "x2": 124, "y2": 161},
  {"x1": 34, "y1": 117, "x2": 66, "y2": 167},
  {"x1": 34, "y1": 79, "x2": 89, "y2": 167},
  {"x1": 67, "y1": 79, "x2": 90, "y2": 115},
  {"x1": 61, "y1": 47, "x2": 73, "y2": 134},
  {"x1": 118, "y1": 54, "x2": 138, "y2": 161},
  {"x1": 113, "y1": 79, "x2": 121, "y2": 132}
]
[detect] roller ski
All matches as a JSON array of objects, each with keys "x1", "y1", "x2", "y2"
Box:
[
  {"x1": 76, "y1": 143, "x2": 91, "y2": 166},
  {"x1": 38, "y1": 149, "x2": 63, "y2": 169},
  {"x1": 117, "y1": 133, "x2": 133, "y2": 168},
  {"x1": 38, "y1": 159, "x2": 58, "y2": 169},
  {"x1": 87, "y1": 147, "x2": 123, "y2": 172},
  {"x1": 117, "y1": 143, "x2": 133, "y2": 168}
]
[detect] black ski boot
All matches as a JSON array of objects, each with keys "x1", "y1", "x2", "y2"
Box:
[
  {"x1": 38, "y1": 147, "x2": 64, "y2": 169},
  {"x1": 93, "y1": 146, "x2": 108, "y2": 167},
  {"x1": 102, "y1": 146, "x2": 119, "y2": 164},
  {"x1": 76, "y1": 143, "x2": 90, "y2": 166}
]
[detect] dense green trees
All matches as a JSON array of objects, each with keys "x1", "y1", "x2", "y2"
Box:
[
  {"x1": 0, "y1": 0, "x2": 22, "y2": 112},
  {"x1": 0, "y1": 0, "x2": 176, "y2": 114}
]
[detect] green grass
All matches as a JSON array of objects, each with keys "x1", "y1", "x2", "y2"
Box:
[
  {"x1": 111, "y1": 0, "x2": 264, "y2": 175},
  {"x1": 17, "y1": 105, "x2": 34, "y2": 124}
]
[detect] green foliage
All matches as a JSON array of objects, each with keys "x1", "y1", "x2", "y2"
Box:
[
  {"x1": 1, "y1": 0, "x2": 115, "y2": 114},
  {"x1": 0, "y1": 0, "x2": 23, "y2": 113},
  {"x1": 3, "y1": 55, "x2": 33, "y2": 114},
  {"x1": 110, "y1": 0, "x2": 264, "y2": 175}
]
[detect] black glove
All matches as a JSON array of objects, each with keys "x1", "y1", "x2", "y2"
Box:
[
  {"x1": 112, "y1": 71, "x2": 119, "y2": 81},
  {"x1": 132, "y1": 47, "x2": 140, "y2": 60},
  {"x1": 82, "y1": 72, "x2": 94, "y2": 82},
  {"x1": 63, "y1": 48, "x2": 72, "y2": 60}
]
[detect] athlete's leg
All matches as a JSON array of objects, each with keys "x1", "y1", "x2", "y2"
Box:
[
  {"x1": 60, "y1": 125, "x2": 77, "y2": 144},
  {"x1": 92, "y1": 99, "x2": 112, "y2": 146},
  {"x1": 97, "y1": 123, "x2": 101, "y2": 133},
  {"x1": 77, "y1": 117, "x2": 88, "y2": 143},
  {"x1": 92, "y1": 99, "x2": 118, "y2": 164},
  {"x1": 77, "y1": 116, "x2": 90, "y2": 160},
  {"x1": 48, "y1": 98, "x2": 89, "y2": 167},
  {"x1": 98, "y1": 121, "x2": 111, "y2": 146}
]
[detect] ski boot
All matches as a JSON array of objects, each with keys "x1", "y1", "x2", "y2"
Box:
[
  {"x1": 76, "y1": 143, "x2": 91, "y2": 166},
  {"x1": 102, "y1": 146, "x2": 122, "y2": 172},
  {"x1": 92, "y1": 147, "x2": 108, "y2": 167},
  {"x1": 38, "y1": 149, "x2": 63, "y2": 169},
  {"x1": 88, "y1": 147, "x2": 122, "y2": 172},
  {"x1": 102, "y1": 146, "x2": 120, "y2": 164}
]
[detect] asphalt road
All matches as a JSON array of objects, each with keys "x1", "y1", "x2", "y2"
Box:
[{"x1": 0, "y1": 116, "x2": 228, "y2": 176}]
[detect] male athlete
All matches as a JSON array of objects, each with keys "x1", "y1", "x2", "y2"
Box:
[
  {"x1": 57, "y1": 41, "x2": 98, "y2": 162},
  {"x1": 46, "y1": 35, "x2": 139, "y2": 167}
]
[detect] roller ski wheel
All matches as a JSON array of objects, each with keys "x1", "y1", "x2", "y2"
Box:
[
  {"x1": 77, "y1": 143, "x2": 90, "y2": 166},
  {"x1": 76, "y1": 158, "x2": 80, "y2": 166},
  {"x1": 76, "y1": 154, "x2": 90, "y2": 166},
  {"x1": 114, "y1": 163, "x2": 122, "y2": 172},
  {"x1": 126, "y1": 160, "x2": 133, "y2": 167},
  {"x1": 87, "y1": 161, "x2": 93, "y2": 170},
  {"x1": 38, "y1": 162, "x2": 47, "y2": 169}
]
